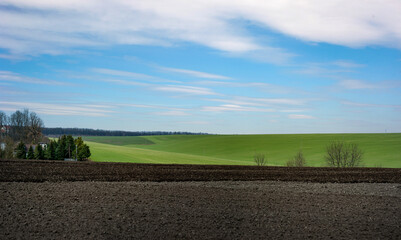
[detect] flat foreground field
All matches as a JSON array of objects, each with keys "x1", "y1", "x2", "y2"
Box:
[{"x1": 1, "y1": 160, "x2": 400, "y2": 239}]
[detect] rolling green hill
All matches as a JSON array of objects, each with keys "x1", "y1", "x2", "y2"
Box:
[{"x1": 84, "y1": 133, "x2": 401, "y2": 168}]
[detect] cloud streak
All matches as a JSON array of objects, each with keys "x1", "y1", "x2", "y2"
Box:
[
  {"x1": 202, "y1": 104, "x2": 274, "y2": 113},
  {"x1": 288, "y1": 114, "x2": 315, "y2": 119},
  {"x1": 2, "y1": 1, "x2": 400, "y2": 60},
  {"x1": 339, "y1": 79, "x2": 380, "y2": 90},
  {"x1": 154, "y1": 85, "x2": 217, "y2": 95},
  {"x1": 161, "y1": 67, "x2": 232, "y2": 80},
  {"x1": 92, "y1": 68, "x2": 180, "y2": 83},
  {"x1": 0, "y1": 101, "x2": 114, "y2": 117},
  {"x1": 0, "y1": 70, "x2": 70, "y2": 86}
]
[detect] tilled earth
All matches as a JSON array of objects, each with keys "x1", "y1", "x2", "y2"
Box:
[
  {"x1": 1, "y1": 160, "x2": 401, "y2": 239},
  {"x1": 1, "y1": 159, "x2": 401, "y2": 183}
]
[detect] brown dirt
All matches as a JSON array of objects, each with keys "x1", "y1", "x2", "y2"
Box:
[
  {"x1": 1, "y1": 160, "x2": 400, "y2": 239},
  {"x1": 1, "y1": 159, "x2": 401, "y2": 183}
]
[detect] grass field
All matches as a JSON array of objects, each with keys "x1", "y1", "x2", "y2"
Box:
[{"x1": 83, "y1": 134, "x2": 401, "y2": 168}]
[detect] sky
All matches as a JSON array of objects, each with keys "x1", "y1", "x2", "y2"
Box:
[{"x1": 0, "y1": 0, "x2": 401, "y2": 134}]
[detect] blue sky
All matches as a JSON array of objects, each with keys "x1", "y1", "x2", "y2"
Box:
[{"x1": 0, "y1": 0, "x2": 400, "y2": 134}]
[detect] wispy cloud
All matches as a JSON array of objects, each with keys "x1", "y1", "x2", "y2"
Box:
[
  {"x1": 101, "y1": 78, "x2": 149, "y2": 87},
  {"x1": 92, "y1": 68, "x2": 156, "y2": 80},
  {"x1": 178, "y1": 121, "x2": 209, "y2": 125},
  {"x1": 339, "y1": 79, "x2": 379, "y2": 90},
  {"x1": 0, "y1": 101, "x2": 113, "y2": 117},
  {"x1": 154, "y1": 85, "x2": 217, "y2": 95},
  {"x1": 3, "y1": 1, "x2": 400, "y2": 61},
  {"x1": 210, "y1": 97, "x2": 307, "y2": 106},
  {"x1": 0, "y1": 70, "x2": 70, "y2": 86},
  {"x1": 332, "y1": 60, "x2": 365, "y2": 68},
  {"x1": 92, "y1": 68, "x2": 180, "y2": 83},
  {"x1": 118, "y1": 103, "x2": 191, "y2": 114},
  {"x1": 0, "y1": 54, "x2": 28, "y2": 61},
  {"x1": 201, "y1": 97, "x2": 310, "y2": 114},
  {"x1": 288, "y1": 114, "x2": 315, "y2": 119},
  {"x1": 153, "y1": 110, "x2": 189, "y2": 116},
  {"x1": 202, "y1": 104, "x2": 274, "y2": 113},
  {"x1": 295, "y1": 63, "x2": 354, "y2": 76},
  {"x1": 195, "y1": 81, "x2": 297, "y2": 94},
  {"x1": 160, "y1": 67, "x2": 232, "y2": 80},
  {"x1": 342, "y1": 101, "x2": 401, "y2": 111}
]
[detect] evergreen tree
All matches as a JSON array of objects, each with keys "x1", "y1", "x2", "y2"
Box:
[
  {"x1": 50, "y1": 140, "x2": 57, "y2": 160},
  {"x1": 27, "y1": 146, "x2": 34, "y2": 159},
  {"x1": 44, "y1": 144, "x2": 51, "y2": 160},
  {"x1": 77, "y1": 144, "x2": 91, "y2": 161},
  {"x1": 15, "y1": 141, "x2": 27, "y2": 159},
  {"x1": 56, "y1": 135, "x2": 67, "y2": 159},
  {"x1": 34, "y1": 144, "x2": 44, "y2": 160},
  {"x1": 75, "y1": 137, "x2": 91, "y2": 160},
  {"x1": 65, "y1": 135, "x2": 75, "y2": 159},
  {"x1": 45, "y1": 140, "x2": 57, "y2": 160}
]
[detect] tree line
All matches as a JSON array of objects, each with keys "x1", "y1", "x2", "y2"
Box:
[
  {"x1": 1, "y1": 109, "x2": 91, "y2": 160},
  {"x1": 43, "y1": 127, "x2": 208, "y2": 137},
  {"x1": 14, "y1": 135, "x2": 91, "y2": 161},
  {"x1": 0, "y1": 109, "x2": 44, "y2": 143}
]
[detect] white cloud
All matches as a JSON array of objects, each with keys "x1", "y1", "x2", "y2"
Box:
[
  {"x1": 178, "y1": 121, "x2": 209, "y2": 125},
  {"x1": 332, "y1": 60, "x2": 365, "y2": 68},
  {"x1": 0, "y1": 101, "x2": 113, "y2": 116},
  {"x1": 118, "y1": 103, "x2": 185, "y2": 111},
  {"x1": 0, "y1": 54, "x2": 28, "y2": 61},
  {"x1": 236, "y1": 97, "x2": 306, "y2": 106},
  {"x1": 154, "y1": 85, "x2": 217, "y2": 95},
  {"x1": 153, "y1": 110, "x2": 189, "y2": 116},
  {"x1": 160, "y1": 67, "x2": 232, "y2": 80},
  {"x1": 199, "y1": 96, "x2": 312, "y2": 114},
  {"x1": 202, "y1": 104, "x2": 274, "y2": 113},
  {"x1": 288, "y1": 114, "x2": 315, "y2": 119},
  {"x1": 339, "y1": 79, "x2": 379, "y2": 90},
  {"x1": 92, "y1": 68, "x2": 180, "y2": 83},
  {"x1": 92, "y1": 68, "x2": 156, "y2": 80},
  {"x1": 100, "y1": 79, "x2": 149, "y2": 87},
  {"x1": 0, "y1": 70, "x2": 70, "y2": 86},
  {"x1": 195, "y1": 80, "x2": 299, "y2": 94},
  {"x1": 205, "y1": 97, "x2": 308, "y2": 113},
  {"x1": 342, "y1": 101, "x2": 401, "y2": 110},
  {"x1": 2, "y1": 1, "x2": 400, "y2": 59}
]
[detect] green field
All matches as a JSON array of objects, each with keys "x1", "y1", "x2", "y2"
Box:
[{"x1": 83, "y1": 134, "x2": 401, "y2": 168}]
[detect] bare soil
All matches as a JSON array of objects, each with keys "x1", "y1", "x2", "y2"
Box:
[
  {"x1": 1, "y1": 159, "x2": 401, "y2": 183},
  {"x1": 1, "y1": 160, "x2": 400, "y2": 239}
]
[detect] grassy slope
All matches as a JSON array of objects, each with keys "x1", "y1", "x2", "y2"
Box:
[{"x1": 85, "y1": 133, "x2": 401, "y2": 167}]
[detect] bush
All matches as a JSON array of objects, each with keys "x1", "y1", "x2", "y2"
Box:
[
  {"x1": 286, "y1": 150, "x2": 306, "y2": 167},
  {"x1": 254, "y1": 153, "x2": 266, "y2": 166},
  {"x1": 325, "y1": 141, "x2": 363, "y2": 167}
]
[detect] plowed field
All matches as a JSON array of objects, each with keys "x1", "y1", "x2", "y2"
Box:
[
  {"x1": 1, "y1": 160, "x2": 400, "y2": 239},
  {"x1": 1, "y1": 159, "x2": 401, "y2": 183}
]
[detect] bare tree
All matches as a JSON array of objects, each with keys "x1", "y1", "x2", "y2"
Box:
[
  {"x1": 287, "y1": 150, "x2": 306, "y2": 167},
  {"x1": 325, "y1": 141, "x2": 363, "y2": 167},
  {"x1": 27, "y1": 112, "x2": 44, "y2": 144},
  {"x1": 10, "y1": 109, "x2": 29, "y2": 141},
  {"x1": 254, "y1": 153, "x2": 266, "y2": 166},
  {"x1": 0, "y1": 111, "x2": 8, "y2": 140}
]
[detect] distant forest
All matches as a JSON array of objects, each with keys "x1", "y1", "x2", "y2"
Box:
[{"x1": 43, "y1": 128, "x2": 209, "y2": 137}]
